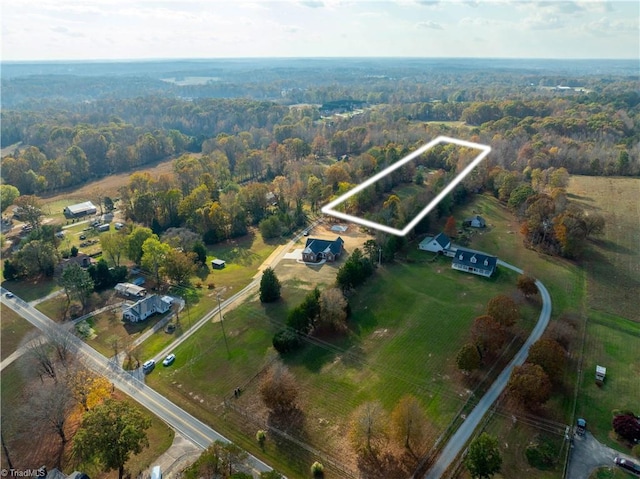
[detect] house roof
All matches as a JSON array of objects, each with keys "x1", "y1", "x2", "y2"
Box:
[
  {"x1": 452, "y1": 248, "x2": 497, "y2": 270},
  {"x1": 434, "y1": 232, "x2": 451, "y2": 248},
  {"x1": 115, "y1": 282, "x2": 146, "y2": 296},
  {"x1": 303, "y1": 237, "x2": 344, "y2": 255},
  {"x1": 124, "y1": 294, "x2": 164, "y2": 320},
  {"x1": 65, "y1": 201, "x2": 97, "y2": 215},
  {"x1": 466, "y1": 215, "x2": 486, "y2": 224},
  {"x1": 211, "y1": 259, "x2": 226, "y2": 265}
]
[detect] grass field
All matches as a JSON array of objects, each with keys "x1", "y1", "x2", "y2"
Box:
[
  {"x1": 146, "y1": 246, "x2": 534, "y2": 477},
  {"x1": 567, "y1": 176, "x2": 640, "y2": 321},
  {"x1": 461, "y1": 178, "x2": 638, "y2": 474},
  {"x1": 575, "y1": 310, "x2": 640, "y2": 449},
  {"x1": 590, "y1": 466, "x2": 637, "y2": 479},
  {"x1": 0, "y1": 304, "x2": 35, "y2": 360},
  {"x1": 1, "y1": 277, "x2": 61, "y2": 302}
]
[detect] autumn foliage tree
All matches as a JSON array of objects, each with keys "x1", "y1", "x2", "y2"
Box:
[
  {"x1": 612, "y1": 413, "x2": 640, "y2": 443},
  {"x1": 471, "y1": 315, "x2": 508, "y2": 357},
  {"x1": 486, "y1": 295, "x2": 519, "y2": 328},
  {"x1": 527, "y1": 338, "x2": 566, "y2": 384},
  {"x1": 444, "y1": 215, "x2": 457, "y2": 238},
  {"x1": 517, "y1": 275, "x2": 538, "y2": 298},
  {"x1": 508, "y1": 363, "x2": 552, "y2": 411},
  {"x1": 390, "y1": 395, "x2": 433, "y2": 456},
  {"x1": 259, "y1": 364, "x2": 298, "y2": 415}
]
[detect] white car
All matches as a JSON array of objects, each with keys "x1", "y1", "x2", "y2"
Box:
[
  {"x1": 162, "y1": 354, "x2": 176, "y2": 366},
  {"x1": 4, "y1": 292, "x2": 14, "y2": 299}
]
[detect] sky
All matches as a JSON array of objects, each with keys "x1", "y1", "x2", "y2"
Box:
[{"x1": 1, "y1": 0, "x2": 639, "y2": 61}]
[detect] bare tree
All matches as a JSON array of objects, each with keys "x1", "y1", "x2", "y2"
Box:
[
  {"x1": 22, "y1": 381, "x2": 73, "y2": 447},
  {"x1": 45, "y1": 327, "x2": 77, "y2": 367},
  {"x1": 349, "y1": 401, "x2": 388, "y2": 453},
  {"x1": 27, "y1": 337, "x2": 57, "y2": 383},
  {"x1": 317, "y1": 288, "x2": 348, "y2": 334}
]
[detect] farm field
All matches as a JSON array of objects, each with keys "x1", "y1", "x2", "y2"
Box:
[
  {"x1": 147, "y1": 244, "x2": 536, "y2": 477},
  {"x1": 567, "y1": 176, "x2": 640, "y2": 320}
]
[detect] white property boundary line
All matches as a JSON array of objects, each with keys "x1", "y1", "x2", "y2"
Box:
[{"x1": 321, "y1": 135, "x2": 491, "y2": 236}]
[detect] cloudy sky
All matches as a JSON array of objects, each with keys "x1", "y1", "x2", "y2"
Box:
[{"x1": 2, "y1": 0, "x2": 638, "y2": 61}]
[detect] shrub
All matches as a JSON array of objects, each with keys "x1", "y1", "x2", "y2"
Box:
[
  {"x1": 525, "y1": 437, "x2": 557, "y2": 470},
  {"x1": 310, "y1": 461, "x2": 324, "y2": 477},
  {"x1": 272, "y1": 329, "x2": 302, "y2": 354}
]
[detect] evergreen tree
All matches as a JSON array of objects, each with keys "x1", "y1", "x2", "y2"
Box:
[{"x1": 259, "y1": 267, "x2": 281, "y2": 303}]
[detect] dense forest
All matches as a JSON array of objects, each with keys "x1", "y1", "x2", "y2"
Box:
[{"x1": 1, "y1": 59, "x2": 638, "y2": 271}]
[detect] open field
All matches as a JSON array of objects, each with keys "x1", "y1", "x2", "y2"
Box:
[
  {"x1": 0, "y1": 277, "x2": 61, "y2": 302},
  {"x1": 147, "y1": 243, "x2": 534, "y2": 477},
  {"x1": 0, "y1": 304, "x2": 35, "y2": 360},
  {"x1": 40, "y1": 157, "x2": 177, "y2": 202},
  {"x1": 575, "y1": 310, "x2": 640, "y2": 449},
  {"x1": 0, "y1": 361, "x2": 174, "y2": 477},
  {"x1": 567, "y1": 176, "x2": 640, "y2": 321}
]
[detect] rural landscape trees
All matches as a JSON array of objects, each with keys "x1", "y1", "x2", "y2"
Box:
[{"x1": 73, "y1": 399, "x2": 152, "y2": 479}]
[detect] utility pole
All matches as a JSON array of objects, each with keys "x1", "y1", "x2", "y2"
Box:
[
  {"x1": 378, "y1": 246, "x2": 382, "y2": 267},
  {"x1": 217, "y1": 293, "x2": 230, "y2": 359}
]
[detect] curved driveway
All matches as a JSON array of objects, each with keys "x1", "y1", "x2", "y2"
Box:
[{"x1": 424, "y1": 259, "x2": 552, "y2": 479}]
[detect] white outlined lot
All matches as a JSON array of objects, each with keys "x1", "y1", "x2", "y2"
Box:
[{"x1": 321, "y1": 136, "x2": 491, "y2": 236}]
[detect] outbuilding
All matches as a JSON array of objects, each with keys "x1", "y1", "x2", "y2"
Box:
[
  {"x1": 596, "y1": 365, "x2": 606, "y2": 382},
  {"x1": 464, "y1": 215, "x2": 487, "y2": 228},
  {"x1": 211, "y1": 259, "x2": 226, "y2": 269},
  {"x1": 63, "y1": 201, "x2": 97, "y2": 218},
  {"x1": 419, "y1": 232, "x2": 451, "y2": 253},
  {"x1": 115, "y1": 282, "x2": 147, "y2": 298}
]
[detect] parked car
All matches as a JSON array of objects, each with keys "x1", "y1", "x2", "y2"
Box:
[
  {"x1": 162, "y1": 354, "x2": 176, "y2": 367},
  {"x1": 614, "y1": 456, "x2": 640, "y2": 474},
  {"x1": 4, "y1": 292, "x2": 14, "y2": 298},
  {"x1": 142, "y1": 359, "x2": 156, "y2": 373},
  {"x1": 79, "y1": 234, "x2": 87, "y2": 240}
]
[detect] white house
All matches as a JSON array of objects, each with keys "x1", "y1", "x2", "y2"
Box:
[
  {"x1": 451, "y1": 248, "x2": 497, "y2": 278},
  {"x1": 63, "y1": 201, "x2": 97, "y2": 218},
  {"x1": 418, "y1": 233, "x2": 451, "y2": 253},
  {"x1": 123, "y1": 294, "x2": 172, "y2": 322}
]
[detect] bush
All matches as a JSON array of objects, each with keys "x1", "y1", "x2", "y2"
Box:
[
  {"x1": 525, "y1": 437, "x2": 557, "y2": 470},
  {"x1": 612, "y1": 413, "x2": 640, "y2": 443},
  {"x1": 272, "y1": 329, "x2": 302, "y2": 354},
  {"x1": 310, "y1": 461, "x2": 324, "y2": 477}
]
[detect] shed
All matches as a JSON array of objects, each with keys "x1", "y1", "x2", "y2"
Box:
[
  {"x1": 63, "y1": 201, "x2": 97, "y2": 218},
  {"x1": 115, "y1": 282, "x2": 147, "y2": 298},
  {"x1": 211, "y1": 259, "x2": 226, "y2": 269},
  {"x1": 596, "y1": 365, "x2": 606, "y2": 381}
]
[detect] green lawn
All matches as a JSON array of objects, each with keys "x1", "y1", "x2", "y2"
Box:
[
  {"x1": 1, "y1": 304, "x2": 35, "y2": 360},
  {"x1": 575, "y1": 310, "x2": 640, "y2": 450},
  {"x1": 590, "y1": 466, "x2": 637, "y2": 479},
  {"x1": 147, "y1": 251, "x2": 533, "y2": 477},
  {"x1": 1, "y1": 278, "x2": 61, "y2": 302}
]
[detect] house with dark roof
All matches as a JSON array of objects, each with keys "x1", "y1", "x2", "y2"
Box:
[
  {"x1": 451, "y1": 248, "x2": 497, "y2": 277},
  {"x1": 302, "y1": 237, "x2": 344, "y2": 263},
  {"x1": 418, "y1": 232, "x2": 451, "y2": 253},
  {"x1": 123, "y1": 294, "x2": 172, "y2": 322},
  {"x1": 464, "y1": 215, "x2": 486, "y2": 228}
]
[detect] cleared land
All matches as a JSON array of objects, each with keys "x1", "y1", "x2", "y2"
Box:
[
  {"x1": 567, "y1": 176, "x2": 640, "y2": 320},
  {"x1": 146, "y1": 234, "x2": 534, "y2": 477}
]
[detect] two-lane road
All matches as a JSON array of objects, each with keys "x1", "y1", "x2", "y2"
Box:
[{"x1": 0, "y1": 289, "x2": 273, "y2": 476}]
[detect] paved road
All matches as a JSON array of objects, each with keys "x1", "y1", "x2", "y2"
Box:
[
  {"x1": 424, "y1": 260, "x2": 553, "y2": 479},
  {"x1": 0, "y1": 290, "x2": 274, "y2": 477},
  {"x1": 566, "y1": 431, "x2": 624, "y2": 479},
  {"x1": 152, "y1": 221, "x2": 321, "y2": 364}
]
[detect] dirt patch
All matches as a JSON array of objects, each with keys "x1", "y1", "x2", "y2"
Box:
[
  {"x1": 274, "y1": 222, "x2": 374, "y2": 286},
  {"x1": 40, "y1": 157, "x2": 178, "y2": 203}
]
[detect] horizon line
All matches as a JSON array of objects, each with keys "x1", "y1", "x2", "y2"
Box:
[{"x1": 2, "y1": 55, "x2": 639, "y2": 64}]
